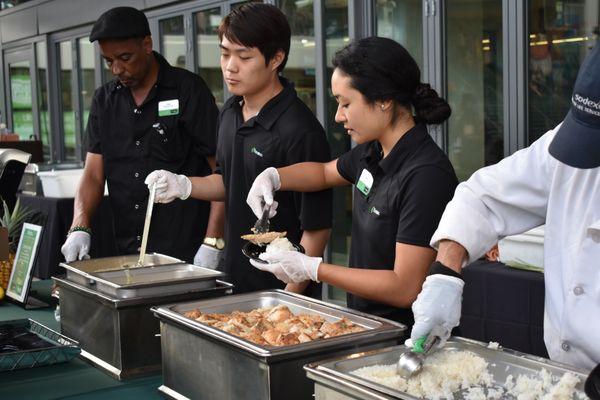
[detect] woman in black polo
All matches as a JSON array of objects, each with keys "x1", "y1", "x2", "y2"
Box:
[{"x1": 247, "y1": 37, "x2": 458, "y2": 327}]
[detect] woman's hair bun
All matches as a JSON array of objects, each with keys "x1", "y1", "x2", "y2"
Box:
[{"x1": 412, "y1": 83, "x2": 451, "y2": 124}]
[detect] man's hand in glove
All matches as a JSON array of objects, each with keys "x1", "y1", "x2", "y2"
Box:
[{"x1": 145, "y1": 169, "x2": 192, "y2": 203}]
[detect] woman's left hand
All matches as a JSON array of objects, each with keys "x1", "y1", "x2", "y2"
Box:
[{"x1": 249, "y1": 250, "x2": 322, "y2": 283}]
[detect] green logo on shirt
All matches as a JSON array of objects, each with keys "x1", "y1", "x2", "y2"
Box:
[
  {"x1": 251, "y1": 147, "x2": 263, "y2": 157},
  {"x1": 369, "y1": 206, "x2": 380, "y2": 216}
]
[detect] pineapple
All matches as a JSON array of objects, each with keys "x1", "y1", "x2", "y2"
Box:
[{"x1": 0, "y1": 198, "x2": 34, "y2": 289}]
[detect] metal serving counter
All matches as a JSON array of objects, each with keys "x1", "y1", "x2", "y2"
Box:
[
  {"x1": 153, "y1": 290, "x2": 406, "y2": 400},
  {"x1": 305, "y1": 337, "x2": 590, "y2": 399}
]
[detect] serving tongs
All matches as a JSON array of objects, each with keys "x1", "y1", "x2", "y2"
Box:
[
  {"x1": 397, "y1": 325, "x2": 446, "y2": 378},
  {"x1": 252, "y1": 203, "x2": 271, "y2": 235}
]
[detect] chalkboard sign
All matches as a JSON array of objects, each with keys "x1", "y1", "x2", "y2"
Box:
[{"x1": 6, "y1": 223, "x2": 42, "y2": 304}]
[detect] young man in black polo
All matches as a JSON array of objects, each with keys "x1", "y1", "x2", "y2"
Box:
[
  {"x1": 146, "y1": 3, "x2": 332, "y2": 295},
  {"x1": 61, "y1": 7, "x2": 224, "y2": 265}
]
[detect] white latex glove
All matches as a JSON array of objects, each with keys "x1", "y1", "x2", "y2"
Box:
[
  {"x1": 246, "y1": 167, "x2": 281, "y2": 219},
  {"x1": 144, "y1": 169, "x2": 192, "y2": 203},
  {"x1": 406, "y1": 274, "x2": 464, "y2": 349},
  {"x1": 60, "y1": 231, "x2": 91, "y2": 262},
  {"x1": 249, "y1": 250, "x2": 321, "y2": 283},
  {"x1": 193, "y1": 244, "x2": 222, "y2": 269}
]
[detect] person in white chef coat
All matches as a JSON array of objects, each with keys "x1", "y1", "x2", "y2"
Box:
[{"x1": 406, "y1": 42, "x2": 600, "y2": 371}]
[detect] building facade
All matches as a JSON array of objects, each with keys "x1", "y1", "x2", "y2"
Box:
[{"x1": 0, "y1": 0, "x2": 598, "y2": 300}]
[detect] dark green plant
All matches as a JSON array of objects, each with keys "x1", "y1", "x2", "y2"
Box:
[{"x1": 0, "y1": 198, "x2": 35, "y2": 253}]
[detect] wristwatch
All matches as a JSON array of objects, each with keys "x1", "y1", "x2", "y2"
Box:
[{"x1": 203, "y1": 237, "x2": 225, "y2": 250}]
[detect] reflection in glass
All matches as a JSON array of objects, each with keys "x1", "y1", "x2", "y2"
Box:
[
  {"x1": 447, "y1": 1, "x2": 503, "y2": 181},
  {"x1": 78, "y1": 37, "x2": 95, "y2": 143},
  {"x1": 36, "y1": 42, "x2": 50, "y2": 161},
  {"x1": 59, "y1": 41, "x2": 76, "y2": 161},
  {"x1": 324, "y1": 0, "x2": 350, "y2": 302},
  {"x1": 195, "y1": 8, "x2": 224, "y2": 107},
  {"x1": 375, "y1": 0, "x2": 423, "y2": 69},
  {"x1": 528, "y1": 0, "x2": 599, "y2": 143},
  {"x1": 9, "y1": 60, "x2": 33, "y2": 140},
  {"x1": 280, "y1": 0, "x2": 317, "y2": 113},
  {"x1": 160, "y1": 16, "x2": 186, "y2": 68}
]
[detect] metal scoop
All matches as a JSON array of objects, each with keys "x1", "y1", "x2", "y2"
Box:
[
  {"x1": 397, "y1": 325, "x2": 446, "y2": 378},
  {"x1": 252, "y1": 203, "x2": 271, "y2": 234}
]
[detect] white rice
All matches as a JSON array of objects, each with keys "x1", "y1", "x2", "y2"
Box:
[
  {"x1": 351, "y1": 352, "x2": 587, "y2": 399},
  {"x1": 352, "y1": 351, "x2": 492, "y2": 400},
  {"x1": 265, "y1": 237, "x2": 295, "y2": 252}
]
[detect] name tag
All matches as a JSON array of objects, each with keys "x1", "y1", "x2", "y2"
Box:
[
  {"x1": 158, "y1": 99, "x2": 179, "y2": 116},
  {"x1": 356, "y1": 169, "x2": 373, "y2": 196}
]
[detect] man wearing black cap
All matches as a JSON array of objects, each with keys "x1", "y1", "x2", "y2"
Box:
[
  {"x1": 406, "y1": 43, "x2": 600, "y2": 371},
  {"x1": 61, "y1": 7, "x2": 224, "y2": 266}
]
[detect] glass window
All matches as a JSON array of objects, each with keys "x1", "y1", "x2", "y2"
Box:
[
  {"x1": 102, "y1": 51, "x2": 112, "y2": 84},
  {"x1": 8, "y1": 60, "x2": 33, "y2": 140},
  {"x1": 324, "y1": 0, "x2": 350, "y2": 302},
  {"x1": 375, "y1": 0, "x2": 423, "y2": 69},
  {"x1": 447, "y1": 1, "x2": 503, "y2": 181},
  {"x1": 59, "y1": 41, "x2": 76, "y2": 161},
  {"x1": 160, "y1": 16, "x2": 186, "y2": 69},
  {"x1": 78, "y1": 37, "x2": 95, "y2": 138},
  {"x1": 280, "y1": 0, "x2": 317, "y2": 113},
  {"x1": 0, "y1": 0, "x2": 31, "y2": 11},
  {"x1": 36, "y1": 42, "x2": 50, "y2": 161},
  {"x1": 528, "y1": 0, "x2": 599, "y2": 143},
  {"x1": 195, "y1": 8, "x2": 224, "y2": 107}
]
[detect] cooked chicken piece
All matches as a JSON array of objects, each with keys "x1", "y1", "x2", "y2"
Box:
[
  {"x1": 277, "y1": 332, "x2": 300, "y2": 346},
  {"x1": 262, "y1": 329, "x2": 282, "y2": 346},
  {"x1": 250, "y1": 319, "x2": 274, "y2": 334},
  {"x1": 298, "y1": 314, "x2": 325, "y2": 329},
  {"x1": 241, "y1": 231, "x2": 287, "y2": 244},
  {"x1": 266, "y1": 305, "x2": 293, "y2": 323},
  {"x1": 184, "y1": 310, "x2": 202, "y2": 319},
  {"x1": 298, "y1": 333, "x2": 313, "y2": 343}
]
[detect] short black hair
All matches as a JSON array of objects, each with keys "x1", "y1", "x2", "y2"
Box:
[
  {"x1": 332, "y1": 37, "x2": 451, "y2": 125},
  {"x1": 218, "y1": 3, "x2": 291, "y2": 72}
]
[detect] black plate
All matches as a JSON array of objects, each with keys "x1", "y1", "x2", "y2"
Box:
[
  {"x1": 586, "y1": 363, "x2": 600, "y2": 400},
  {"x1": 242, "y1": 241, "x2": 305, "y2": 264}
]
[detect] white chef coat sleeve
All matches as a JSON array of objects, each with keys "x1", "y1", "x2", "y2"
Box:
[{"x1": 431, "y1": 127, "x2": 558, "y2": 264}]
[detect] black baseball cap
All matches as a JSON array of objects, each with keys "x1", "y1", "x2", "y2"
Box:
[
  {"x1": 89, "y1": 7, "x2": 150, "y2": 43},
  {"x1": 549, "y1": 42, "x2": 600, "y2": 169}
]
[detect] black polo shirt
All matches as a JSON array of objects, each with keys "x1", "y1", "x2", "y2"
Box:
[
  {"x1": 336, "y1": 123, "x2": 458, "y2": 326},
  {"x1": 216, "y1": 78, "x2": 333, "y2": 294},
  {"x1": 86, "y1": 52, "x2": 218, "y2": 262}
]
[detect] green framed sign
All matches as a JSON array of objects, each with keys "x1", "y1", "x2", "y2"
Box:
[{"x1": 6, "y1": 223, "x2": 42, "y2": 304}]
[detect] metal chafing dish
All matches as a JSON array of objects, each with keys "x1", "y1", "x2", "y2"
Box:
[
  {"x1": 152, "y1": 290, "x2": 406, "y2": 400},
  {"x1": 54, "y1": 254, "x2": 233, "y2": 379},
  {"x1": 304, "y1": 337, "x2": 590, "y2": 400}
]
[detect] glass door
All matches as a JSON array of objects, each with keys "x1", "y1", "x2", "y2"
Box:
[
  {"x1": 4, "y1": 48, "x2": 35, "y2": 141},
  {"x1": 194, "y1": 6, "x2": 225, "y2": 107}
]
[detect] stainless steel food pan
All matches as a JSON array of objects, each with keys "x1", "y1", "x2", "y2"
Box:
[
  {"x1": 61, "y1": 253, "x2": 182, "y2": 286},
  {"x1": 153, "y1": 289, "x2": 404, "y2": 359},
  {"x1": 153, "y1": 290, "x2": 406, "y2": 400},
  {"x1": 88, "y1": 263, "x2": 224, "y2": 299},
  {"x1": 305, "y1": 337, "x2": 589, "y2": 400}
]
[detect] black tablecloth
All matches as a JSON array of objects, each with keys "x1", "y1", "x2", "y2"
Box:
[
  {"x1": 460, "y1": 260, "x2": 547, "y2": 357},
  {"x1": 18, "y1": 194, "x2": 117, "y2": 279}
]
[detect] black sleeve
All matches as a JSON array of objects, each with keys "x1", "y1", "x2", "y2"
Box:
[
  {"x1": 395, "y1": 166, "x2": 458, "y2": 247},
  {"x1": 85, "y1": 90, "x2": 102, "y2": 154},
  {"x1": 285, "y1": 125, "x2": 333, "y2": 231},
  {"x1": 336, "y1": 143, "x2": 368, "y2": 184},
  {"x1": 214, "y1": 114, "x2": 223, "y2": 175},
  {"x1": 180, "y1": 75, "x2": 219, "y2": 158}
]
